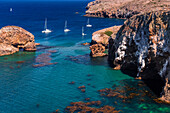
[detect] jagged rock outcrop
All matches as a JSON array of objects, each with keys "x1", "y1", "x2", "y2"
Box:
[
  {"x1": 0, "y1": 43, "x2": 19, "y2": 56},
  {"x1": 90, "y1": 26, "x2": 121, "y2": 57},
  {"x1": 90, "y1": 44, "x2": 107, "y2": 57},
  {"x1": 0, "y1": 26, "x2": 37, "y2": 56},
  {"x1": 85, "y1": 0, "x2": 170, "y2": 19},
  {"x1": 108, "y1": 11, "x2": 170, "y2": 102},
  {"x1": 91, "y1": 26, "x2": 121, "y2": 47},
  {"x1": 161, "y1": 77, "x2": 170, "y2": 103}
]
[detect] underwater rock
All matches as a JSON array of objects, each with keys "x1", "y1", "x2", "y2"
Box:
[
  {"x1": 32, "y1": 52, "x2": 58, "y2": 68},
  {"x1": 81, "y1": 89, "x2": 86, "y2": 92},
  {"x1": 16, "y1": 61, "x2": 25, "y2": 64},
  {"x1": 48, "y1": 50, "x2": 58, "y2": 53},
  {"x1": 78, "y1": 85, "x2": 86, "y2": 89},
  {"x1": 65, "y1": 101, "x2": 120, "y2": 113},
  {"x1": 0, "y1": 26, "x2": 37, "y2": 56},
  {"x1": 69, "y1": 81, "x2": 75, "y2": 84},
  {"x1": 85, "y1": 98, "x2": 90, "y2": 101},
  {"x1": 81, "y1": 42, "x2": 90, "y2": 46}
]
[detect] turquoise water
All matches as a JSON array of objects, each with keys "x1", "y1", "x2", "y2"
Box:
[{"x1": 0, "y1": 1, "x2": 169, "y2": 113}]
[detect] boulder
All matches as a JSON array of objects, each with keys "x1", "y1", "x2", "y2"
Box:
[
  {"x1": 90, "y1": 44, "x2": 107, "y2": 57},
  {"x1": 0, "y1": 26, "x2": 37, "y2": 56}
]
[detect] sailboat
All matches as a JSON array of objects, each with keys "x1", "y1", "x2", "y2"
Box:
[
  {"x1": 64, "y1": 20, "x2": 70, "y2": 32},
  {"x1": 42, "y1": 18, "x2": 52, "y2": 34},
  {"x1": 86, "y1": 18, "x2": 92, "y2": 27},
  {"x1": 10, "y1": 8, "x2": 12, "y2": 12},
  {"x1": 82, "y1": 26, "x2": 86, "y2": 36}
]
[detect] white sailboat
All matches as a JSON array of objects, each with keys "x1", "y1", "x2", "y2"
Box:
[
  {"x1": 64, "y1": 20, "x2": 70, "y2": 32},
  {"x1": 86, "y1": 18, "x2": 92, "y2": 27},
  {"x1": 82, "y1": 26, "x2": 86, "y2": 36},
  {"x1": 10, "y1": 8, "x2": 12, "y2": 12},
  {"x1": 42, "y1": 18, "x2": 52, "y2": 34}
]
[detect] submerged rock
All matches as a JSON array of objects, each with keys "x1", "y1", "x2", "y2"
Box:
[
  {"x1": 32, "y1": 52, "x2": 58, "y2": 68},
  {"x1": 0, "y1": 26, "x2": 37, "y2": 56},
  {"x1": 65, "y1": 101, "x2": 120, "y2": 113}
]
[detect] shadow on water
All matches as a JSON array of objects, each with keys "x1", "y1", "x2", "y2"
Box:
[
  {"x1": 66, "y1": 53, "x2": 165, "y2": 98},
  {"x1": 65, "y1": 54, "x2": 109, "y2": 66}
]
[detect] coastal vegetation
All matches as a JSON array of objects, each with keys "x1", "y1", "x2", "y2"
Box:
[{"x1": 104, "y1": 31, "x2": 113, "y2": 36}]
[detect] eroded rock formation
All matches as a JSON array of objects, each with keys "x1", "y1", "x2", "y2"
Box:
[
  {"x1": 85, "y1": 0, "x2": 170, "y2": 19},
  {"x1": 90, "y1": 44, "x2": 107, "y2": 57},
  {"x1": 90, "y1": 26, "x2": 121, "y2": 57},
  {"x1": 91, "y1": 26, "x2": 121, "y2": 46},
  {"x1": 108, "y1": 11, "x2": 170, "y2": 102},
  {"x1": 0, "y1": 26, "x2": 37, "y2": 56}
]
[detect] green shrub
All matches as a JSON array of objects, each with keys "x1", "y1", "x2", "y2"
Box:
[{"x1": 104, "y1": 31, "x2": 113, "y2": 36}]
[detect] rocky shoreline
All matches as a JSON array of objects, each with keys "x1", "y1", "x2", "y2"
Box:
[
  {"x1": 85, "y1": 0, "x2": 170, "y2": 19},
  {"x1": 0, "y1": 26, "x2": 38, "y2": 56},
  {"x1": 88, "y1": 9, "x2": 170, "y2": 103}
]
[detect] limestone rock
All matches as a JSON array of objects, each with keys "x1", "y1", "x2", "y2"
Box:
[
  {"x1": 24, "y1": 42, "x2": 36, "y2": 51},
  {"x1": 91, "y1": 26, "x2": 121, "y2": 46},
  {"x1": 0, "y1": 43, "x2": 19, "y2": 56},
  {"x1": 108, "y1": 11, "x2": 170, "y2": 102},
  {"x1": 90, "y1": 44, "x2": 107, "y2": 57},
  {"x1": 0, "y1": 26, "x2": 37, "y2": 56},
  {"x1": 161, "y1": 78, "x2": 170, "y2": 103},
  {"x1": 85, "y1": 0, "x2": 170, "y2": 19}
]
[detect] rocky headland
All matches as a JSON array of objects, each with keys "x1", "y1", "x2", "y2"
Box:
[
  {"x1": 108, "y1": 11, "x2": 170, "y2": 103},
  {"x1": 0, "y1": 26, "x2": 38, "y2": 56},
  {"x1": 87, "y1": 0, "x2": 170, "y2": 103},
  {"x1": 90, "y1": 26, "x2": 121, "y2": 57},
  {"x1": 85, "y1": 0, "x2": 170, "y2": 19}
]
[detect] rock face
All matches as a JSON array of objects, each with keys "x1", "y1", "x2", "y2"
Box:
[
  {"x1": 90, "y1": 26, "x2": 121, "y2": 57},
  {"x1": 0, "y1": 26, "x2": 37, "y2": 56},
  {"x1": 0, "y1": 43, "x2": 19, "y2": 56},
  {"x1": 85, "y1": 0, "x2": 170, "y2": 19},
  {"x1": 108, "y1": 11, "x2": 170, "y2": 102}
]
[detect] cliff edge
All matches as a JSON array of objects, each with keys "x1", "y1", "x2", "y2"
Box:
[
  {"x1": 108, "y1": 11, "x2": 170, "y2": 103},
  {"x1": 85, "y1": 0, "x2": 170, "y2": 19}
]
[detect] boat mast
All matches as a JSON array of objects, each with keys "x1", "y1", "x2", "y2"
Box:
[
  {"x1": 82, "y1": 27, "x2": 84, "y2": 34},
  {"x1": 87, "y1": 18, "x2": 89, "y2": 24},
  {"x1": 44, "y1": 18, "x2": 47, "y2": 29},
  {"x1": 65, "y1": 21, "x2": 67, "y2": 29}
]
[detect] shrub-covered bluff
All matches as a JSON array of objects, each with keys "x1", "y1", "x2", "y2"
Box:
[{"x1": 85, "y1": 0, "x2": 170, "y2": 19}]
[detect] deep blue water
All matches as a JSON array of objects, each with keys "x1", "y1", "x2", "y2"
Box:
[{"x1": 0, "y1": 1, "x2": 169, "y2": 113}]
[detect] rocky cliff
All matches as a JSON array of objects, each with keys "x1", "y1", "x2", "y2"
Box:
[
  {"x1": 108, "y1": 11, "x2": 170, "y2": 103},
  {"x1": 0, "y1": 26, "x2": 37, "y2": 56},
  {"x1": 85, "y1": 0, "x2": 170, "y2": 19},
  {"x1": 90, "y1": 26, "x2": 121, "y2": 57}
]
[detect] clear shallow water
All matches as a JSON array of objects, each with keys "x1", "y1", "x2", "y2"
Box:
[{"x1": 0, "y1": 1, "x2": 169, "y2": 113}]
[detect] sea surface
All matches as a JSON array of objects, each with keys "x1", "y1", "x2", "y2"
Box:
[{"x1": 0, "y1": 1, "x2": 169, "y2": 113}]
